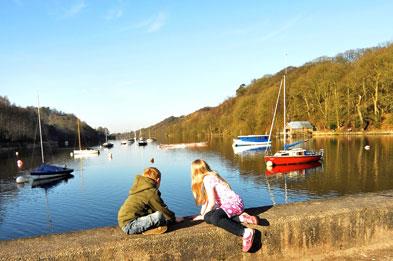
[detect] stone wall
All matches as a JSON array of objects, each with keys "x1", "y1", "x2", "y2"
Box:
[{"x1": 1, "y1": 190, "x2": 393, "y2": 260}]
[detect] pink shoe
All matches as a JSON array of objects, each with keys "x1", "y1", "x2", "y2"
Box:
[
  {"x1": 242, "y1": 214, "x2": 259, "y2": 225},
  {"x1": 242, "y1": 229, "x2": 255, "y2": 252}
]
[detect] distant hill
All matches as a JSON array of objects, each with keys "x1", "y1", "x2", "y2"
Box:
[
  {"x1": 144, "y1": 43, "x2": 393, "y2": 139},
  {"x1": 0, "y1": 96, "x2": 106, "y2": 148}
]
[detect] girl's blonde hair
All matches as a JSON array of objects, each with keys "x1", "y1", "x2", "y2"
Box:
[{"x1": 190, "y1": 159, "x2": 230, "y2": 205}]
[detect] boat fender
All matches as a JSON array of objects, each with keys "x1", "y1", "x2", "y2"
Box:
[
  {"x1": 266, "y1": 161, "x2": 273, "y2": 167},
  {"x1": 16, "y1": 176, "x2": 28, "y2": 183}
]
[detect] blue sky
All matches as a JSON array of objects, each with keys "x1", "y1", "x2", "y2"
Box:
[{"x1": 1, "y1": 0, "x2": 392, "y2": 133}]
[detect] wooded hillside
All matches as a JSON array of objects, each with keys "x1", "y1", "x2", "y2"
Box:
[
  {"x1": 0, "y1": 96, "x2": 106, "y2": 147},
  {"x1": 147, "y1": 43, "x2": 393, "y2": 139}
]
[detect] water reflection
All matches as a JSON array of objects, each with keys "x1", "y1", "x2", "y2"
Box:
[
  {"x1": 31, "y1": 174, "x2": 74, "y2": 190},
  {"x1": 232, "y1": 145, "x2": 270, "y2": 155}
]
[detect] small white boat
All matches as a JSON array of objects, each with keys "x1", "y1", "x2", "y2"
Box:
[
  {"x1": 138, "y1": 138, "x2": 148, "y2": 146},
  {"x1": 158, "y1": 142, "x2": 207, "y2": 150},
  {"x1": 73, "y1": 149, "x2": 100, "y2": 158},
  {"x1": 73, "y1": 119, "x2": 99, "y2": 157}
]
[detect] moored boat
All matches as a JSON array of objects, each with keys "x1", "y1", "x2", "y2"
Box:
[
  {"x1": 265, "y1": 161, "x2": 321, "y2": 176},
  {"x1": 102, "y1": 142, "x2": 114, "y2": 148},
  {"x1": 29, "y1": 96, "x2": 74, "y2": 180},
  {"x1": 158, "y1": 141, "x2": 207, "y2": 149},
  {"x1": 31, "y1": 164, "x2": 74, "y2": 179},
  {"x1": 138, "y1": 138, "x2": 148, "y2": 146},
  {"x1": 232, "y1": 135, "x2": 271, "y2": 147},
  {"x1": 264, "y1": 148, "x2": 322, "y2": 166},
  {"x1": 73, "y1": 119, "x2": 99, "y2": 157},
  {"x1": 263, "y1": 71, "x2": 323, "y2": 166}
]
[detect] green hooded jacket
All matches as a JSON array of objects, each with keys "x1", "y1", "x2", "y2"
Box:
[{"x1": 117, "y1": 175, "x2": 176, "y2": 228}]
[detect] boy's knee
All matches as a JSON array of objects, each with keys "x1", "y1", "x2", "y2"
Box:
[{"x1": 152, "y1": 211, "x2": 167, "y2": 225}]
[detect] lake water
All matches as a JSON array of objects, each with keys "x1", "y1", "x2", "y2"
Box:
[{"x1": 1, "y1": 136, "x2": 393, "y2": 240}]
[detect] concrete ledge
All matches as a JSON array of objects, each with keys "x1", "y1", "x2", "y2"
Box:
[{"x1": 1, "y1": 190, "x2": 393, "y2": 260}]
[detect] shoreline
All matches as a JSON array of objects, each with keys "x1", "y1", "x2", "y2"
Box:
[{"x1": 312, "y1": 130, "x2": 393, "y2": 136}]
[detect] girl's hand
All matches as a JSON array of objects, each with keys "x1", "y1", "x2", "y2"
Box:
[
  {"x1": 176, "y1": 217, "x2": 184, "y2": 222},
  {"x1": 192, "y1": 215, "x2": 204, "y2": 221}
]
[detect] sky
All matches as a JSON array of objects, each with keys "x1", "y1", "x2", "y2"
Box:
[{"x1": 1, "y1": 0, "x2": 393, "y2": 133}]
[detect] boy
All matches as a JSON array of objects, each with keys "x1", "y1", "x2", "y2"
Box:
[{"x1": 118, "y1": 167, "x2": 177, "y2": 235}]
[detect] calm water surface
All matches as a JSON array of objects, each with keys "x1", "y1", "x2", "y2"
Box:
[{"x1": 1, "y1": 136, "x2": 393, "y2": 240}]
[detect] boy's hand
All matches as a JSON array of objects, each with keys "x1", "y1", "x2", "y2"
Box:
[
  {"x1": 176, "y1": 217, "x2": 184, "y2": 223},
  {"x1": 192, "y1": 215, "x2": 204, "y2": 221}
]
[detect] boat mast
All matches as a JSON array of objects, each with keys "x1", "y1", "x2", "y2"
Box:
[
  {"x1": 77, "y1": 119, "x2": 82, "y2": 150},
  {"x1": 267, "y1": 79, "x2": 283, "y2": 144},
  {"x1": 37, "y1": 95, "x2": 45, "y2": 163},
  {"x1": 283, "y1": 54, "x2": 288, "y2": 148},
  {"x1": 283, "y1": 73, "x2": 286, "y2": 148}
]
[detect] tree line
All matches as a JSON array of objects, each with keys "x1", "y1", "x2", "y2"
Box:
[
  {"x1": 0, "y1": 96, "x2": 106, "y2": 148},
  {"x1": 146, "y1": 43, "x2": 393, "y2": 140}
]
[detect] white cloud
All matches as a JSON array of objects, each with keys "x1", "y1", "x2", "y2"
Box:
[
  {"x1": 147, "y1": 12, "x2": 167, "y2": 32},
  {"x1": 256, "y1": 14, "x2": 304, "y2": 43},
  {"x1": 64, "y1": 0, "x2": 87, "y2": 17},
  {"x1": 136, "y1": 12, "x2": 167, "y2": 33}
]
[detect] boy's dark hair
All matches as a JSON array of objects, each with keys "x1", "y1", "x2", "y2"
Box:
[{"x1": 143, "y1": 167, "x2": 161, "y2": 181}]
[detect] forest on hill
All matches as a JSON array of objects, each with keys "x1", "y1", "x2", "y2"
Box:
[
  {"x1": 0, "y1": 96, "x2": 106, "y2": 148},
  {"x1": 144, "y1": 43, "x2": 393, "y2": 139}
]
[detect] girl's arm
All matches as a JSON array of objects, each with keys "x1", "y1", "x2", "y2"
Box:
[
  {"x1": 200, "y1": 202, "x2": 207, "y2": 215},
  {"x1": 201, "y1": 183, "x2": 216, "y2": 218},
  {"x1": 192, "y1": 202, "x2": 209, "y2": 221},
  {"x1": 193, "y1": 182, "x2": 217, "y2": 221}
]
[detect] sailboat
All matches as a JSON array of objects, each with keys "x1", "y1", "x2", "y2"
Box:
[
  {"x1": 102, "y1": 130, "x2": 114, "y2": 148},
  {"x1": 73, "y1": 119, "x2": 100, "y2": 157},
  {"x1": 146, "y1": 129, "x2": 155, "y2": 143},
  {"x1": 30, "y1": 96, "x2": 74, "y2": 179},
  {"x1": 264, "y1": 72, "x2": 323, "y2": 166},
  {"x1": 232, "y1": 135, "x2": 271, "y2": 147},
  {"x1": 137, "y1": 129, "x2": 147, "y2": 146}
]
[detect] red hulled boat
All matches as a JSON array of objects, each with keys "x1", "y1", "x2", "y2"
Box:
[
  {"x1": 265, "y1": 161, "x2": 321, "y2": 175},
  {"x1": 264, "y1": 148, "x2": 323, "y2": 166}
]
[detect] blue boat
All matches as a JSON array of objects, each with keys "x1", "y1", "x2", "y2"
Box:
[
  {"x1": 232, "y1": 135, "x2": 271, "y2": 147},
  {"x1": 31, "y1": 164, "x2": 73, "y2": 179},
  {"x1": 30, "y1": 96, "x2": 74, "y2": 180}
]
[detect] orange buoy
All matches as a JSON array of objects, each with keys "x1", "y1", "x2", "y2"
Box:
[{"x1": 17, "y1": 159, "x2": 23, "y2": 169}]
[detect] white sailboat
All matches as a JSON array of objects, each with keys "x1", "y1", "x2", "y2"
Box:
[
  {"x1": 73, "y1": 118, "x2": 100, "y2": 157},
  {"x1": 137, "y1": 129, "x2": 147, "y2": 146},
  {"x1": 102, "y1": 130, "x2": 114, "y2": 148},
  {"x1": 146, "y1": 129, "x2": 156, "y2": 143}
]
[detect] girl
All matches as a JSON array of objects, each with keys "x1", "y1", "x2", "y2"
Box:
[{"x1": 190, "y1": 159, "x2": 258, "y2": 252}]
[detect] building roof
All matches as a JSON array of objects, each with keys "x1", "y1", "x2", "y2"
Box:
[{"x1": 286, "y1": 121, "x2": 313, "y2": 129}]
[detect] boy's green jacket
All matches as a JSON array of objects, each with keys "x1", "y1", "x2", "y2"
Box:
[{"x1": 118, "y1": 175, "x2": 176, "y2": 228}]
